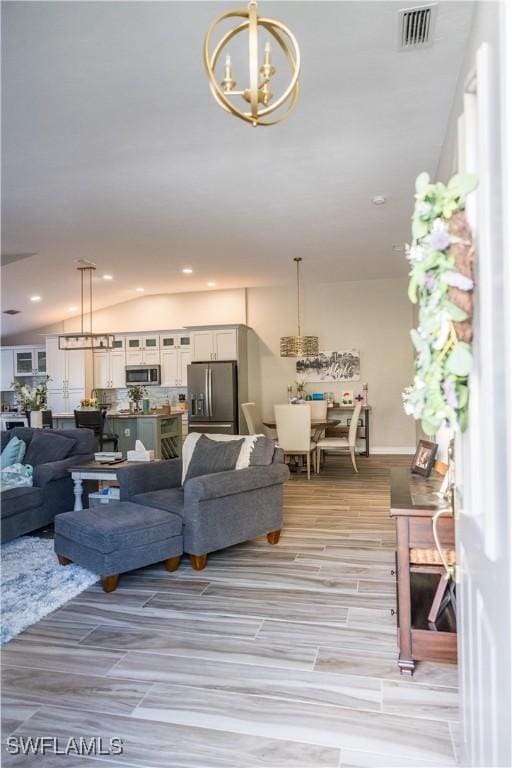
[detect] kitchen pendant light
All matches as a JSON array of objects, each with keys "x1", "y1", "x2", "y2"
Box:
[
  {"x1": 58, "y1": 263, "x2": 114, "y2": 351},
  {"x1": 203, "y1": 1, "x2": 300, "y2": 127},
  {"x1": 280, "y1": 257, "x2": 319, "y2": 358}
]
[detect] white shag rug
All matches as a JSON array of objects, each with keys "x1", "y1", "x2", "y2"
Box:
[{"x1": 1, "y1": 536, "x2": 98, "y2": 645}]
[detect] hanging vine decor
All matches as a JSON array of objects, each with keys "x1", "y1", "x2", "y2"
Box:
[{"x1": 402, "y1": 171, "x2": 478, "y2": 435}]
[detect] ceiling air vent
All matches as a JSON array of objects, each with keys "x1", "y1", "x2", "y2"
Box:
[
  {"x1": 398, "y1": 5, "x2": 436, "y2": 50},
  {"x1": 3, "y1": 309, "x2": 21, "y2": 315}
]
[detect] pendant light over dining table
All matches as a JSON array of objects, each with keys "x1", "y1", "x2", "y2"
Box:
[{"x1": 280, "y1": 258, "x2": 319, "y2": 358}]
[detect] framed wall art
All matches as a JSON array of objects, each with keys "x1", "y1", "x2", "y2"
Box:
[{"x1": 296, "y1": 350, "x2": 360, "y2": 382}]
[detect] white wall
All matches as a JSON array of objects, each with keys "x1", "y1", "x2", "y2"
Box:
[
  {"x1": 2, "y1": 288, "x2": 247, "y2": 343},
  {"x1": 247, "y1": 278, "x2": 416, "y2": 451}
]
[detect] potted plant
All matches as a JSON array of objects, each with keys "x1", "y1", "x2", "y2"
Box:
[
  {"x1": 79, "y1": 397, "x2": 99, "y2": 410},
  {"x1": 127, "y1": 385, "x2": 148, "y2": 413},
  {"x1": 12, "y1": 377, "x2": 50, "y2": 428}
]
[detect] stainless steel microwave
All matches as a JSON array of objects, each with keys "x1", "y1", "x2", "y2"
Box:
[{"x1": 125, "y1": 365, "x2": 161, "y2": 386}]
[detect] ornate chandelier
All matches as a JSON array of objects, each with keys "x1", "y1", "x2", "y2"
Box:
[
  {"x1": 280, "y1": 258, "x2": 319, "y2": 358},
  {"x1": 203, "y1": 1, "x2": 300, "y2": 127}
]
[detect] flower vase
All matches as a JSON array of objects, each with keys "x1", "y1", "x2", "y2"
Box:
[{"x1": 30, "y1": 410, "x2": 43, "y2": 429}]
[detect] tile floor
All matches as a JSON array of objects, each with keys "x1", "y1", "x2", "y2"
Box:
[{"x1": 1, "y1": 455, "x2": 459, "y2": 767}]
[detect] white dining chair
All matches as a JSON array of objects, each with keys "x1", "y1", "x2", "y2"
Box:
[
  {"x1": 274, "y1": 404, "x2": 316, "y2": 480},
  {"x1": 241, "y1": 402, "x2": 275, "y2": 438},
  {"x1": 316, "y1": 401, "x2": 362, "y2": 474},
  {"x1": 308, "y1": 401, "x2": 328, "y2": 420}
]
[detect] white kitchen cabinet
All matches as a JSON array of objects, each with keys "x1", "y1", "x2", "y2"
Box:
[
  {"x1": 161, "y1": 349, "x2": 178, "y2": 386},
  {"x1": 161, "y1": 349, "x2": 190, "y2": 387},
  {"x1": 45, "y1": 337, "x2": 92, "y2": 412},
  {"x1": 110, "y1": 350, "x2": 126, "y2": 388},
  {"x1": 126, "y1": 334, "x2": 159, "y2": 350},
  {"x1": 66, "y1": 348, "x2": 86, "y2": 389},
  {"x1": 126, "y1": 335, "x2": 142, "y2": 350},
  {"x1": 1, "y1": 349, "x2": 14, "y2": 391},
  {"x1": 143, "y1": 349, "x2": 160, "y2": 365},
  {"x1": 126, "y1": 348, "x2": 160, "y2": 366},
  {"x1": 13, "y1": 346, "x2": 46, "y2": 377},
  {"x1": 142, "y1": 334, "x2": 159, "y2": 349},
  {"x1": 47, "y1": 388, "x2": 84, "y2": 415},
  {"x1": 213, "y1": 329, "x2": 237, "y2": 360},
  {"x1": 191, "y1": 331, "x2": 214, "y2": 361},
  {"x1": 93, "y1": 352, "x2": 110, "y2": 389},
  {"x1": 93, "y1": 349, "x2": 126, "y2": 389},
  {"x1": 191, "y1": 329, "x2": 237, "y2": 361},
  {"x1": 161, "y1": 333, "x2": 191, "y2": 350},
  {"x1": 178, "y1": 349, "x2": 191, "y2": 386},
  {"x1": 110, "y1": 336, "x2": 125, "y2": 351}
]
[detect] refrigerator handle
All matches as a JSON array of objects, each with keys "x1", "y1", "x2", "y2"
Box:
[
  {"x1": 205, "y1": 368, "x2": 210, "y2": 417},
  {"x1": 208, "y1": 367, "x2": 213, "y2": 419}
]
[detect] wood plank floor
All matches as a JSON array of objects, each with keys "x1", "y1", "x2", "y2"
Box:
[{"x1": 1, "y1": 456, "x2": 459, "y2": 767}]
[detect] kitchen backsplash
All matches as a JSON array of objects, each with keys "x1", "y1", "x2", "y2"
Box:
[{"x1": 95, "y1": 387, "x2": 188, "y2": 412}]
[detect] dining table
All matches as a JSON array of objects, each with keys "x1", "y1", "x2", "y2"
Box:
[{"x1": 263, "y1": 419, "x2": 339, "y2": 442}]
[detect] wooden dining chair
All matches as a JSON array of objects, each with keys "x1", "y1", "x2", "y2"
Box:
[
  {"x1": 274, "y1": 404, "x2": 316, "y2": 479},
  {"x1": 316, "y1": 401, "x2": 362, "y2": 473},
  {"x1": 74, "y1": 409, "x2": 119, "y2": 452}
]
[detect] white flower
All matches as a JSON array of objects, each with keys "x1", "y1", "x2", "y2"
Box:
[
  {"x1": 406, "y1": 244, "x2": 427, "y2": 263},
  {"x1": 417, "y1": 202, "x2": 432, "y2": 217}
]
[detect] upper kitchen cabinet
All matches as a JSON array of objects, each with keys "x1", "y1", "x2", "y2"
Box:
[
  {"x1": 110, "y1": 336, "x2": 125, "y2": 351},
  {"x1": 125, "y1": 334, "x2": 159, "y2": 350},
  {"x1": 125, "y1": 334, "x2": 160, "y2": 365},
  {"x1": 1, "y1": 349, "x2": 14, "y2": 391},
  {"x1": 191, "y1": 328, "x2": 238, "y2": 361},
  {"x1": 126, "y1": 349, "x2": 160, "y2": 366},
  {"x1": 13, "y1": 346, "x2": 46, "y2": 377},
  {"x1": 93, "y1": 347, "x2": 126, "y2": 389},
  {"x1": 160, "y1": 333, "x2": 191, "y2": 350},
  {"x1": 161, "y1": 348, "x2": 192, "y2": 387},
  {"x1": 46, "y1": 334, "x2": 91, "y2": 412},
  {"x1": 46, "y1": 336, "x2": 93, "y2": 394}
]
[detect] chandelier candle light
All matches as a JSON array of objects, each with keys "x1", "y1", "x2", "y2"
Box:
[
  {"x1": 280, "y1": 258, "x2": 319, "y2": 358},
  {"x1": 203, "y1": 1, "x2": 300, "y2": 127}
]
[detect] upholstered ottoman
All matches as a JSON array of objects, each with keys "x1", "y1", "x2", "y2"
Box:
[{"x1": 54, "y1": 501, "x2": 183, "y2": 593}]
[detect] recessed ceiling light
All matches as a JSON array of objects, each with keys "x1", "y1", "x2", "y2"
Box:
[
  {"x1": 182, "y1": 268, "x2": 193, "y2": 274},
  {"x1": 30, "y1": 295, "x2": 41, "y2": 302},
  {"x1": 103, "y1": 274, "x2": 113, "y2": 280},
  {"x1": 135, "y1": 287, "x2": 145, "y2": 292},
  {"x1": 372, "y1": 195, "x2": 387, "y2": 205},
  {"x1": 68, "y1": 305, "x2": 78, "y2": 311},
  {"x1": 207, "y1": 281, "x2": 216, "y2": 287}
]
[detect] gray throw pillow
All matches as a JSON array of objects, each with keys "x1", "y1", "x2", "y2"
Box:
[
  {"x1": 249, "y1": 436, "x2": 275, "y2": 466},
  {"x1": 185, "y1": 434, "x2": 244, "y2": 483},
  {"x1": 25, "y1": 430, "x2": 77, "y2": 466}
]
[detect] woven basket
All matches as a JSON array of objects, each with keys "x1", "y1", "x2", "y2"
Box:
[{"x1": 410, "y1": 548, "x2": 456, "y2": 566}]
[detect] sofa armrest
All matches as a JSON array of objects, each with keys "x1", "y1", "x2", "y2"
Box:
[
  {"x1": 185, "y1": 463, "x2": 290, "y2": 504},
  {"x1": 33, "y1": 454, "x2": 94, "y2": 487},
  {"x1": 115, "y1": 459, "x2": 182, "y2": 500}
]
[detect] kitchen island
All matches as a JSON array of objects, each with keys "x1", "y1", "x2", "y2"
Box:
[{"x1": 54, "y1": 411, "x2": 184, "y2": 459}]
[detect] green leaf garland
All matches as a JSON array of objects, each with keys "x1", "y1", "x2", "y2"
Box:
[{"x1": 402, "y1": 172, "x2": 478, "y2": 434}]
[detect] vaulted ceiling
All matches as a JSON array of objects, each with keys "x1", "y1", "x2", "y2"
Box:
[{"x1": 1, "y1": 1, "x2": 474, "y2": 337}]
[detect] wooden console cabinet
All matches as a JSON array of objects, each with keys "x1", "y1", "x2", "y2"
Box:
[{"x1": 390, "y1": 468, "x2": 457, "y2": 675}]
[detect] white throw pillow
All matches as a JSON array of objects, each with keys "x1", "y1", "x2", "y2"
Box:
[{"x1": 181, "y1": 433, "x2": 262, "y2": 484}]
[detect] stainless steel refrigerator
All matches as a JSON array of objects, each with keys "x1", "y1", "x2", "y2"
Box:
[{"x1": 187, "y1": 361, "x2": 238, "y2": 434}]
